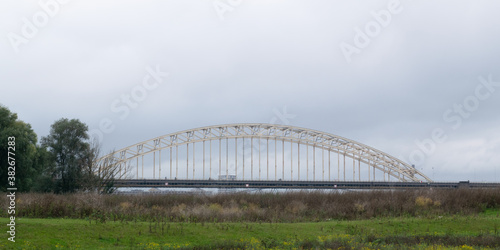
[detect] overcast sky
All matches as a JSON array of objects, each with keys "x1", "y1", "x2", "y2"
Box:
[{"x1": 1, "y1": 0, "x2": 499, "y2": 182}]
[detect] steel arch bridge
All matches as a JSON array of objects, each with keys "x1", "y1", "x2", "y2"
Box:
[{"x1": 96, "y1": 123, "x2": 432, "y2": 186}]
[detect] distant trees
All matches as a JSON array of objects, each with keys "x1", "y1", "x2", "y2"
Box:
[{"x1": 1, "y1": 105, "x2": 127, "y2": 193}]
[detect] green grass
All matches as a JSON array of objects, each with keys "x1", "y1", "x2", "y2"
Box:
[{"x1": 2, "y1": 212, "x2": 500, "y2": 249}]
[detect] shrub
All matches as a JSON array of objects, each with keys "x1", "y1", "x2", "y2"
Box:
[{"x1": 9, "y1": 188, "x2": 500, "y2": 222}]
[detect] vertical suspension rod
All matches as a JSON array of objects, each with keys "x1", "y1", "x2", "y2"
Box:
[
  {"x1": 235, "y1": 138, "x2": 237, "y2": 180},
  {"x1": 307, "y1": 144, "x2": 309, "y2": 181},
  {"x1": 267, "y1": 138, "x2": 269, "y2": 180},
  {"x1": 170, "y1": 147, "x2": 172, "y2": 179},
  {"x1": 219, "y1": 138, "x2": 221, "y2": 179},
  {"x1": 352, "y1": 152, "x2": 355, "y2": 181},
  {"x1": 176, "y1": 145, "x2": 178, "y2": 179},
  {"x1": 203, "y1": 141, "x2": 205, "y2": 179},
  {"x1": 259, "y1": 137, "x2": 261, "y2": 180},
  {"x1": 193, "y1": 142, "x2": 195, "y2": 180},
  {"x1": 322, "y1": 147, "x2": 324, "y2": 181},
  {"x1": 337, "y1": 151, "x2": 340, "y2": 181},
  {"x1": 241, "y1": 137, "x2": 245, "y2": 180},
  {"x1": 210, "y1": 140, "x2": 212, "y2": 179},
  {"x1": 251, "y1": 137, "x2": 253, "y2": 179},
  {"x1": 343, "y1": 153, "x2": 346, "y2": 181},
  {"x1": 282, "y1": 139, "x2": 285, "y2": 180},
  {"x1": 226, "y1": 137, "x2": 228, "y2": 179},
  {"x1": 298, "y1": 142, "x2": 300, "y2": 181},
  {"x1": 274, "y1": 139, "x2": 277, "y2": 181},
  {"x1": 290, "y1": 139, "x2": 293, "y2": 180},
  {"x1": 328, "y1": 149, "x2": 331, "y2": 182},
  {"x1": 313, "y1": 145, "x2": 316, "y2": 181}
]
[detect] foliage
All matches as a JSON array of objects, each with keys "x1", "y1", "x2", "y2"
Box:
[
  {"x1": 41, "y1": 118, "x2": 91, "y2": 193},
  {"x1": 0, "y1": 105, "x2": 38, "y2": 192},
  {"x1": 0, "y1": 105, "x2": 130, "y2": 193},
  {"x1": 90, "y1": 144, "x2": 133, "y2": 194},
  {"x1": 4, "y1": 189, "x2": 500, "y2": 222},
  {"x1": 30, "y1": 145, "x2": 56, "y2": 192}
]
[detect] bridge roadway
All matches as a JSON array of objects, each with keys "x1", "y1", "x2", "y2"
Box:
[{"x1": 114, "y1": 179, "x2": 500, "y2": 189}]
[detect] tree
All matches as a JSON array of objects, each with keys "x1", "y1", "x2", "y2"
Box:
[
  {"x1": 94, "y1": 152, "x2": 133, "y2": 194},
  {"x1": 30, "y1": 145, "x2": 56, "y2": 192},
  {"x1": 41, "y1": 118, "x2": 90, "y2": 193},
  {"x1": 82, "y1": 139, "x2": 133, "y2": 194},
  {"x1": 0, "y1": 106, "x2": 37, "y2": 192}
]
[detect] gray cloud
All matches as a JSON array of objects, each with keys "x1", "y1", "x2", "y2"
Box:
[{"x1": 1, "y1": 0, "x2": 499, "y2": 181}]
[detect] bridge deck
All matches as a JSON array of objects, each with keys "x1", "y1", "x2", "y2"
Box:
[{"x1": 114, "y1": 180, "x2": 500, "y2": 189}]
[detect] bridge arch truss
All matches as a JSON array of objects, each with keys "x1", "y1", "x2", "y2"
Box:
[{"x1": 97, "y1": 123, "x2": 432, "y2": 183}]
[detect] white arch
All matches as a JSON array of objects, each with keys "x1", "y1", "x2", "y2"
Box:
[{"x1": 96, "y1": 123, "x2": 432, "y2": 182}]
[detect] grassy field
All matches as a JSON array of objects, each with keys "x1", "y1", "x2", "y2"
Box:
[{"x1": 2, "y1": 211, "x2": 500, "y2": 249}]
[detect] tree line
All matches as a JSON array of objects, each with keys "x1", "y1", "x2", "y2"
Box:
[{"x1": 0, "y1": 105, "x2": 119, "y2": 193}]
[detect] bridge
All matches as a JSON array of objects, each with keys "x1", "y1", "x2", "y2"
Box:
[
  {"x1": 96, "y1": 123, "x2": 437, "y2": 189},
  {"x1": 113, "y1": 180, "x2": 500, "y2": 189}
]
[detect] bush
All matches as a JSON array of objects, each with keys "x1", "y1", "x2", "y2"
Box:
[{"x1": 4, "y1": 188, "x2": 500, "y2": 222}]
